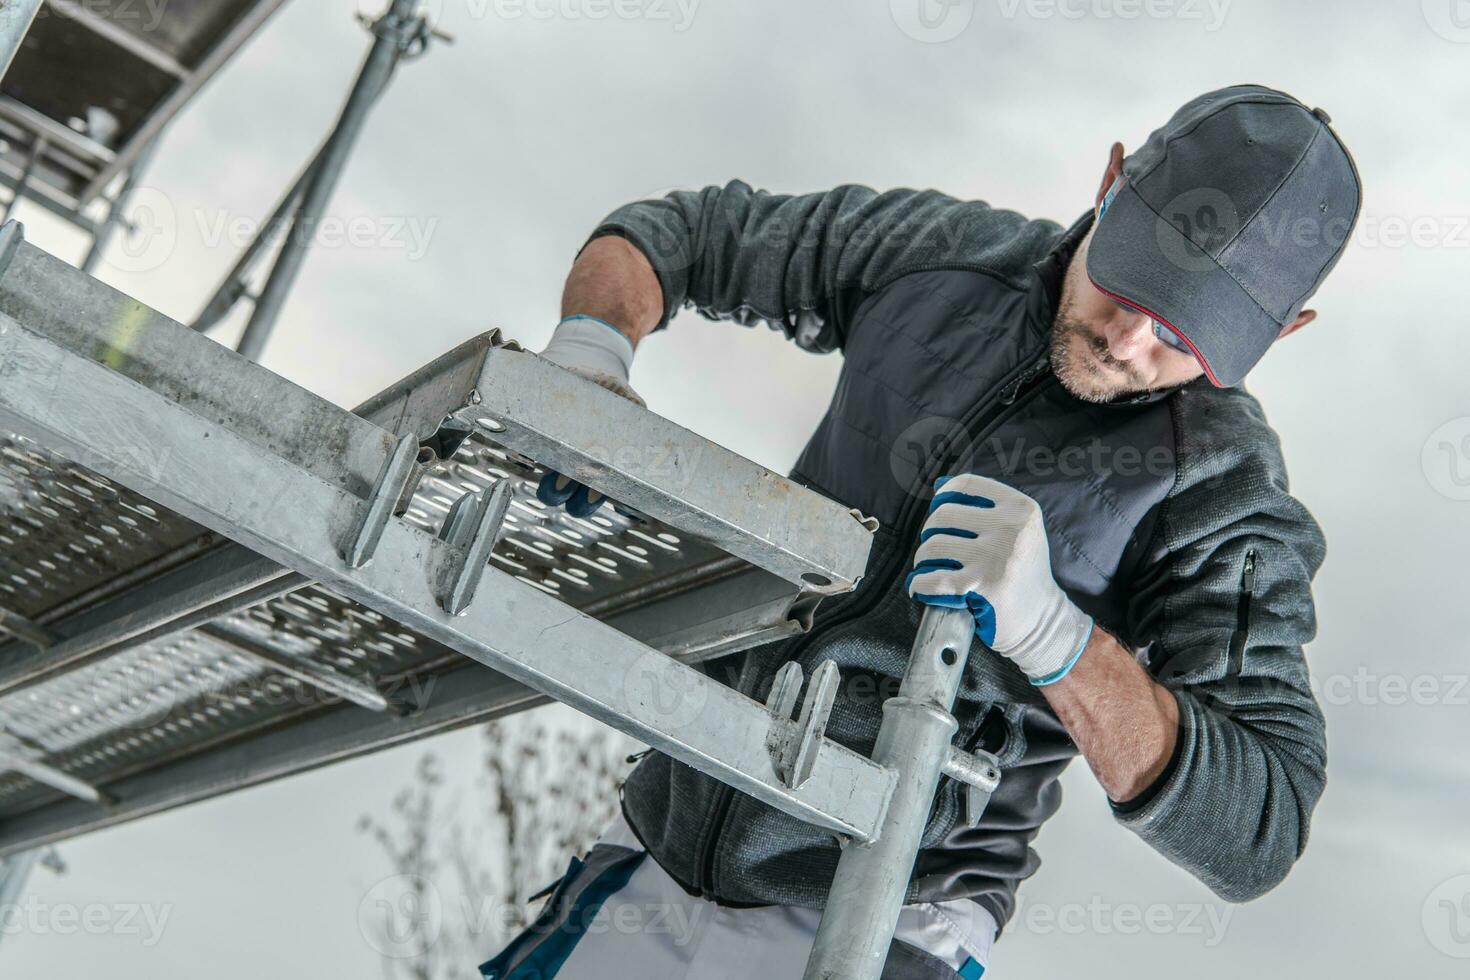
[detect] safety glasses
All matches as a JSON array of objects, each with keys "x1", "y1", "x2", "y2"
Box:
[
  {"x1": 1109, "y1": 297, "x2": 1195, "y2": 357},
  {"x1": 1098, "y1": 178, "x2": 1197, "y2": 359},
  {"x1": 1151, "y1": 319, "x2": 1195, "y2": 356}
]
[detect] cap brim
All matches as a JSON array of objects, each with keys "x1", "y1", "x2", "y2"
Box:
[{"x1": 1086, "y1": 182, "x2": 1282, "y2": 387}]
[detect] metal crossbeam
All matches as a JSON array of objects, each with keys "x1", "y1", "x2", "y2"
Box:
[
  {"x1": 0, "y1": 95, "x2": 113, "y2": 169},
  {"x1": 0, "y1": 604, "x2": 58, "y2": 648},
  {"x1": 0, "y1": 738, "x2": 108, "y2": 806},
  {"x1": 0, "y1": 228, "x2": 891, "y2": 844},
  {"x1": 194, "y1": 623, "x2": 400, "y2": 715},
  {"x1": 47, "y1": 1, "x2": 189, "y2": 77}
]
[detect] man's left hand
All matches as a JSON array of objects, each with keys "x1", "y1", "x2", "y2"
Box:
[{"x1": 906, "y1": 474, "x2": 1094, "y2": 686}]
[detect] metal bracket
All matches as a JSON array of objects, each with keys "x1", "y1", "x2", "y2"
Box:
[
  {"x1": 436, "y1": 479, "x2": 513, "y2": 615},
  {"x1": 943, "y1": 746, "x2": 1002, "y2": 826},
  {"x1": 766, "y1": 659, "x2": 841, "y2": 789},
  {"x1": 343, "y1": 433, "x2": 420, "y2": 569}
]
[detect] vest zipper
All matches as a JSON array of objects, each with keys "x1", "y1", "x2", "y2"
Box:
[
  {"x1": 693, "y1": 352, "x2": 1056, "y2": 896},
  {"x1": 1000, "y1": 355, "x2": 1051, "y2": 405},
  {"x1": 1226, "y1": 549, "x2": 1257, "y2": 676}
]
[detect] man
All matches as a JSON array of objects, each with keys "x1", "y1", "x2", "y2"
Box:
[{"x1": 482, "y1": 84, "x2": 1360, "y2": 979}]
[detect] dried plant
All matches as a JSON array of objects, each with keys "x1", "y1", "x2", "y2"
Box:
[{"x1": 358, "y1": 716, "x2": 635, "y2": 980}]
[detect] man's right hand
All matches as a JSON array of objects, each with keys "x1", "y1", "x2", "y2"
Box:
[{"x1": 535, "y1": 315, "x2": 642, "y2": 518}]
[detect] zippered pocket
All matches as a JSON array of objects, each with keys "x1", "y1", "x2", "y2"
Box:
[{"x1": 1226, "y1": 549, "x2": 1258, "y2": 676}]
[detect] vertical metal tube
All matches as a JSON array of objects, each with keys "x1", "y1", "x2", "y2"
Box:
[
  {"x1": 1, "y1": 134, "x2": 45, "y2": 223},
  {"x1": 81, "y1": 139, "x2": 159, "y2": 275},
  {"x1": 234, "y1": 0, "x2": 421, "y2": 362},
  {"x1": 0, "y1": 0, "x2": 42, "y2": 80},
  {"x1": 190, "y1": 148, "x2": 320, "y2": 333},
  {"x1": 0, "y1": 849, "x2": 40, "y2": 928},
  {"x1": 803, "y1": 606, "x2": 977, "y2": 980},
  {"x1": 190, "y1": 69, "x2": 390, "y2": 336}
]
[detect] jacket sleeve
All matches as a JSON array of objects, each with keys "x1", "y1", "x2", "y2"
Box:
[
  {"x1": 586, "y1": 179, "x2": 1052, "y2": 351},
  {"x1": 1114, "y1": 387, "x2": 1328, "y2": 903}
]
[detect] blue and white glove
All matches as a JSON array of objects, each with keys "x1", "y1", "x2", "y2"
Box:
[
  {"x1": 906, "y1": 474, "x2": 1094, "y2": 686},
  {"x1": 535, "y1": 315, "x2": 643, "y2": 518}
]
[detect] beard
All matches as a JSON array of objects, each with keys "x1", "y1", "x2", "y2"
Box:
[{"x1": 1049, "y1": 308, "x2": 1155, "y2": 404}]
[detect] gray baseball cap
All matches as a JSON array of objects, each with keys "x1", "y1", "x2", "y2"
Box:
[{"x1": 1086, "y1": 84, "x2": 1361, "y2": 387}]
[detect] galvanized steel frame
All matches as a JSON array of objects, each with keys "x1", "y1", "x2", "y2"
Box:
[{"x1": 0, "y1": 225, "x2": 893, "y2": 844}]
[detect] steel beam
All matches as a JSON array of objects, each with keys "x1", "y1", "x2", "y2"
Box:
[
  {"x1": 0, "y1": 0, "x2": 42, "y2": 79},
  {"x1": 0, "y1": 311, "x2": 826, "y2": 709},
  {"x1": 0, "y1": 249, "x2": 891, "y2": 843},
  {"x1": 0, "y1": 158, "x2": 94, "y2": 233}
]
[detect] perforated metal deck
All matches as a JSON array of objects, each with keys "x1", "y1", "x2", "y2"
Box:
[
  {"x1": 0, "y1": 260, "x2": 869, "y2": 850},
  {"x1": 0, "y1": 396, "x2": 797, "y2": 829}
]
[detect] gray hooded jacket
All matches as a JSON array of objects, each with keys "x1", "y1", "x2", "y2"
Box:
[{"x1": 588, "y1": 181, "x2": 1328, "y2": 931}]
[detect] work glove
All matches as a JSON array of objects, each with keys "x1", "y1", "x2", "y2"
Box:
[
  {"x1": 534, "y1": 315, "x2": 642, "y2": 518},
  {"x1": 906, "y1": 474, "x2": 1094, "y2": 686}
]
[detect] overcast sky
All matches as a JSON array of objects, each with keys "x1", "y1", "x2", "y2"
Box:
[{"x1": 4, "y1": 0, "x2": 1469, "y2": 976}]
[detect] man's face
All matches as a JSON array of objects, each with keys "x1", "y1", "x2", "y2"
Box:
[{"x1": 1050, "y1": 228, "x2": 1206, "y2": 403}]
